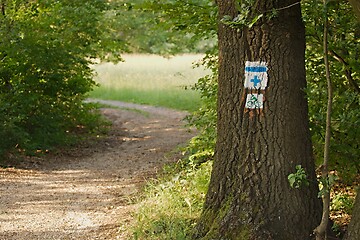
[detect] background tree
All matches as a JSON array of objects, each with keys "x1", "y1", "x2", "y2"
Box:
[{"x1": 193, "y1": 0, "x2": 321, "y2": 239}]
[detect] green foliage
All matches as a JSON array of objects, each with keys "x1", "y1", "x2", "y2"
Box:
[
  {"x1": 288, "y1": 165, "x2": 310, "y2": 189},
  {"x1": 221, "y1": 0, "x2": 264, "y2": 30},
  {"x1": 331, "y1": 222, "x2": 342, "y2": 237},
  {"x1": 303, "y1": 0, "x2": 360, "y2": 182},
  {"x1": 0, "y1": 0, "x2": 122, "y2": 157},
  {"x1": 186, "y1": 53, "x2": 218, "y2": 163},
  {"x1": 131, "y1": 161, "x2": 212, "y2": 240},
  {"x1": 331, "y1": 193, "x2": 355, "y2": 214},
  {"x1": 318, "y1": 174, "x2": 339, "y2": 198},
  {"x1": 110, "y1": 0, "x2": 217, "y2": 54}
]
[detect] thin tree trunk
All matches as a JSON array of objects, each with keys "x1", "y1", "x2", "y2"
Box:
[{"x1": 314, "y1": 1, "x2": 333, "y2": 239}]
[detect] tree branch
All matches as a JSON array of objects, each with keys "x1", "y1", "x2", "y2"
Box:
[
  {"x1": 329, "y1": 50, "x2": 360, "y2": 94},
  {"x1": 1, "y1": 1, "x2": 5, "y2": 16}
]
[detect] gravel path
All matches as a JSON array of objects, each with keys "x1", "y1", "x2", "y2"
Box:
[{"x1": 0, "y1": 100, "x2": 195, "y2": 240}]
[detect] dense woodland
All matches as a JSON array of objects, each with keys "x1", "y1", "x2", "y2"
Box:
[{"x1": 0, "y1": 0, "x2": 359, "y2": 239}]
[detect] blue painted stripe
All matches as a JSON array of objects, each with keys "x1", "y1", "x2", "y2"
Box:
[{"x1": 245, "y1": 66, "x2": 267, "y2": 72}]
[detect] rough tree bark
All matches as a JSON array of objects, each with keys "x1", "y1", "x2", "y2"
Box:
[
  {"x1": 345, "y1": 192, "x2": 360, "y2": 240},
  {"x1": 193, "y1": 0, "x2": 321, "y2": 239}
]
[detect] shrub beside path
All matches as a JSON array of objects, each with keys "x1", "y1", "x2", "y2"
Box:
[{"x1": 0, "y1": 100, "x2": 195, "y2": 239}]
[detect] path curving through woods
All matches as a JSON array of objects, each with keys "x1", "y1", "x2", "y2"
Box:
[{"x1": 0, "y1": 100, "x2": 195, "y2": 240}]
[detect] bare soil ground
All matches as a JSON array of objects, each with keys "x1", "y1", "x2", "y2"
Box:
[{"x1": 0, "y1": 100, "x2": 196, "y2": 240}]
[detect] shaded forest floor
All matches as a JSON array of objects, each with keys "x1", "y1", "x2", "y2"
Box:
[{"x1": 0, "y1": 100, "x2": 195, "y2": 239}]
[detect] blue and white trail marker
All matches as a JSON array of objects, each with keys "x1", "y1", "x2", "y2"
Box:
[{"x1": 244, "y1": 61, "x2": 268, "y2": 90}]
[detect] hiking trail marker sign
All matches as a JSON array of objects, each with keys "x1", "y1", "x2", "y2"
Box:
[
  {"x1": 244, "y1": 61, "x2": 268, "y2": 110},
  {"x1": 245, "y1": 94, "x2": 264, "y2": 109},
  {"x1": 244, "y1": 61, "x2": 268, "y2": 90}
]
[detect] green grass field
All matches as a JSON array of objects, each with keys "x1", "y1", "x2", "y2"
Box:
[{"x1": 90, "y1": 54, "x2": 209, "y2": 112}]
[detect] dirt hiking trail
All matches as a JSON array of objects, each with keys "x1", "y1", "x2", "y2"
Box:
[{"x1": 0, "y1": 100, "x2": 195, "y2": 240}]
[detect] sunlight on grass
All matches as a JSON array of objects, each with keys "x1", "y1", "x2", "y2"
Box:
[
  {"x1": 90, "y1": 54, "x2": 209, "y2": 112},
  {"x1": 130, "y1": 161, "x2": 212, "y2": 240}
]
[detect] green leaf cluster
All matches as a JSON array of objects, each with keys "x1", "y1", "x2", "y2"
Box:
[
  {"x1": 288, "y1": 165, "x2": 310, "y2": 189},
  {"x1": 318, "y1": 174, "x2": 339, "y2": 198},
  {"x1": 0, "y1": 0, "x2": 122, "y2": 157},
  {"x1": 221, "y1": 0, "x2": 265, "y2": 30},
  {"x1": 331, "y1": 193, "x2": 355, "y2": 213}
]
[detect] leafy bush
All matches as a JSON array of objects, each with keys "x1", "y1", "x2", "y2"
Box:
[
  {"x1": 186, "y1": 53, "x2": 218, "y2": 164},
  {"x1": 0, "y1": 0, "x2": 122, "y2": 157},
  {"x1": 331, "y1": 193, "x2": 355, "y2": 214}
]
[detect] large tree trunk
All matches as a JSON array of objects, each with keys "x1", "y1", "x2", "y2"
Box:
[
  {"x1": 345, "y1": 192, "x2": 360, "y2": 240},
  {"x1": 193, "y1": 1, "x2": 321, "y2": 239}
]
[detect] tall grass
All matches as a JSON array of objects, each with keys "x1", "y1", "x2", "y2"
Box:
[
  {"x1": 130, "y1": 161, "x2": 212, "y2": 240},
  {"x1": 90, "y1": 54, "x2": 209, "y2": 112}
]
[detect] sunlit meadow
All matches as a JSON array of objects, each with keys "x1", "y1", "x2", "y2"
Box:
[{"x1": 90, "y1": 54, "x2": 210, "y2": 112}]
